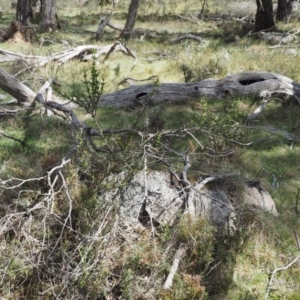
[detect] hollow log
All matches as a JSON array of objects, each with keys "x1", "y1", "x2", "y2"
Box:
[{"x1": 99, "y1": 72, "x2": 300, "y2": 108}]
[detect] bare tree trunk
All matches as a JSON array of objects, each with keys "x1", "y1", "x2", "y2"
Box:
[
  {"x1": 255, "y1": 0, "x2": 275, "y2": 31},
  {"x1": 96, "y1": 12, "x2": 113, "y2": 41},
  {"x1": 16, "y1": 0, "x2": 33, "y2": 26},
  {"x1": 120, "y1": 0, "x2": 139, "y2": 40},
  {"x1": 32, "y1": 0, "x2": 41, "y2": 21},
  {"x1": 40, "y1": 0, "x2": 56, "y2": 32},
  {"x1": 277, "y1": 0, "x2": 294, "y2": 23}
]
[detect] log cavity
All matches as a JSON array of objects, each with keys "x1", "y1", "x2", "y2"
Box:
[
  {"x1": 239, "y1": 78, "x2": 266, "y2": 85},
  {"x1": 136, "y1": 92, "x2": 147, "y2": 100}
]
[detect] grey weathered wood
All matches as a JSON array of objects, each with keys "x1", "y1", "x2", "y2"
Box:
[
  {"x1": 96, "y1": 11, "x2": 113, "y2": 41},
  {"x1": 171, "y1": 33, "x2": 203, "y2": 43},
  {"x1": 120, "y1": 0, "x2": 140, "y2": 39},
  {"x1": 163, "y1": 243, "x2": 187, "y2": 289},
  {"x1": 99, "y1": 72, "x2": 300, "y2": 108},
  {"x1": 0, "y1": 43, "x2": 136, "y2": 73},
  {"x1": 0, "y1": 67, "x2": 36, "y2": 105}
]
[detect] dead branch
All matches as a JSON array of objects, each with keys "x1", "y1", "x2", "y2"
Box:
[
  {"x1": 106, "y1": 21, "x2": 123, "y2": 31},
  {"x1": 266, "y1": 254, "x2": 300, "y2": 299},
  {"x1": 106, "y1": 21, "x2": 158, "y2": 38},
  {"x1": 294, "y1": 230, "x2": 300, "y2": 250},
  {"x1": 247, "y1": 99, "x2": 270, "y2": 121},
  {"x1": 175, "y1": 12, "x2": 200, "y2": 24},
  {"x1": 196, "y1": 173, "x2": 237, "y2": 191},
  {"x1": 250, "y1": 125, "x2": 300, "y2": 143},
  {"x1": 0, "y1": 72, "x2": 101, "y2": 147},
  {"x1": 35, "y1": 92, "x2": 100, "y2": 136},
  {"x1": 118, "y1": 75, "x2": 158, "y2": 86},
  {"x1": 0, "y1": 42, "x2": 136, "y2": 71},
  {"x1": 170, "y1": 34, "x2": 203, "y2": 44},
  {"x1": 0, "y1": 130, "x2": 25, "y2": 146},
  {"x1": 0, "y1": 67, "x2": 36, "y2": 105},
  {"x1": 0, "y1": 107, "x2": 33, "y2": 117},
  {"x1": 266, "y1": 228, "x2": 300, "y2": 299},
  {"x1": 96, "y1": 11, "x2": 113, "y2": 41},
  {"x1": 163, "y1": 243, "x2": 187, "y2": 289}
]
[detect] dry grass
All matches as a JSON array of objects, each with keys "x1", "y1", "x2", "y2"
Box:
[{"x1": 1, "y1": 0, "x2": 300, "y2": 299}]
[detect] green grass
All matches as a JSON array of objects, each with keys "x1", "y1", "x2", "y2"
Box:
[{"x1": 1, "y1": 0, "x2": 300, "y2": 299}]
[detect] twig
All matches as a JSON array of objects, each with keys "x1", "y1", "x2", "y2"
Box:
[
  {"x1": 163, "y1": 243, "x2": 187, "y2": 289},
  {"x1": 0, "y1": 130, "x2": 25, "y2": 146},
  {"x1": 266, "y1": 229, "x2": 300, "y2": 299},
  {"x1": 247, "y1": 98, "x2": 270, "y2": 121},
  {"x1": 196, "y1": 173, "x2": 236, "y2": 191},
  {"x1": 118, "y1": 75, "x2": 158, "y2": 86},
  {"x1": 175, "y1": 13, "x2": 200, "y2": 24},
  {"x1": 294, "y1": 229, "x2": 300, "y2": 251},
  {"x1": 170, "y1": 34, "x2": 203, "y2": 44},
  {"x1": 265, "y1": 254, "x2": 300, "y2": 299}
]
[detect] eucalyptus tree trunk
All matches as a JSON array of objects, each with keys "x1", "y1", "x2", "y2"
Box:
[
  {"x1": 16, "y1": 0, "x2": 33, "y2": 25},
  {"x1": 120, "y1": 0, "x2": 139, "y2": 40},
  {"x1": 40, "y1": 0, "x2": 56, "y2": 32},
  {"x1": 32, "y1": 0, "x2": 41, "y2": 20},
  {"x1": 277, "y1": 0, "x2": 288, "y2": 20},
  {"x1": 277, "y1": 0, "x2": 294, "y2": 22},
  {"x1": 255, "y1": 0, "x2": 275, "y2": 31}
]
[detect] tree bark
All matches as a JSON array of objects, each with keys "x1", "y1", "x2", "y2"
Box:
[
  {"x1": 32, "y1": 0, "x2": 41, "y2": 21},
  {"x1": 277, "y1": 0, "x2": 293, "y2": 22},
  {"x1": 40, "y1": 0, "x2": 56, "y2": 32},
  {"x1": 1, "y1": 69, "x2": 300, "y2": 109},
  {"x1": 98, "y1": 72, "x2": 300, "y2": 108},
  {"x1": 16, "y1": 0, "x2": 33, "y2": 26},
  {"x1": 255, "y1": 0, "x2": 275, "y2": 31},
  {"x1": 120, "y1": 0, "x2": 139, "y2": 40},
  {"x1": 96, "y1": 12, "x2": 113, "y2": 41},
  {"x1": 0, "y1": 67, "x2": 36, "y2": 105}
]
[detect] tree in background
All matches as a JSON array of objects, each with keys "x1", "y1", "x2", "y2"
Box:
[
  {"x1": 120, "y1": 0, "x2": 140, "y2": 40},
  {"x1": 255, "y1": 0, "x2": 275, "y2": 31},
  {"x1": 277, "y1": 0, "x2": 295, "y2": 23},
  {"x1": 40, "y1": 0, "x2": 57, "y2": 32},
  {"x1": 16, "y1": 0, "x2": 33, "y2": 25}
]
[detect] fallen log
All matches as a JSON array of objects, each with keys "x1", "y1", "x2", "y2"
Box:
[
  {"x1": 98, "y1": 71, "x2": 300, "y2": 108},
  {"x1": 0, "y1": 42, "x2": 136, "y2": 71},
  {"x1": 0, "y1": 67, "x2": 36, "y2": 105},
  {"x1": 1, "y1": 67, "x2": 300, "y2": 113}
]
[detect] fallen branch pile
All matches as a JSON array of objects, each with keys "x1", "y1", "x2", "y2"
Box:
[{"x1": 0, "y1": 41, "x2": 137, "y2": 72}]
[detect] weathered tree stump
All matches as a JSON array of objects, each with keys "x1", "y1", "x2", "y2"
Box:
[{"x1": 1, "y1": 21, "x2": 36, "y2": 43}]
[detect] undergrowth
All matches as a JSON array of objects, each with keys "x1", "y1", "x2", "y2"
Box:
[{"x1": 1, "y1": 0, "x2": 300, "y2": 299}]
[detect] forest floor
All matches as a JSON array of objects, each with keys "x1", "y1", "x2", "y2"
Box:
[{"x1": 0, "y1": 1, "x2": 300, "y2": 299}]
